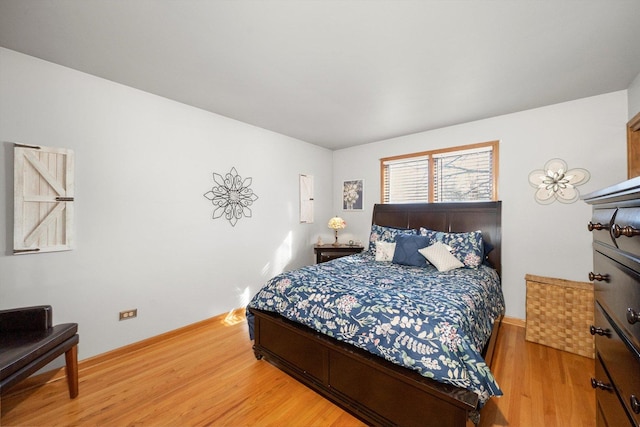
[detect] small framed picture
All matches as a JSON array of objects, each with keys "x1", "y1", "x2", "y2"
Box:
[{"x1": 343, "y1": 179, "x2": 364, "y2": 210}]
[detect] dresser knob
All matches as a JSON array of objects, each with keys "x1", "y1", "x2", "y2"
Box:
[
  {"x1": 589, "y1": 272, "x2": 609, "y2": 282},
  {"x1": 589, "y1": 325, "x2": 611, "y2": 337},
  {"x1": 627, "y1": 308, "x2": 640, "y2": 325},
  {"x1": 588, "y1": 222, "x2": 609, "y2": 231},
  {"x1": 612, "y1": 224, "x2": 640, "y2": 238},
  {"x1": 631, "y1": 395, "x2": 640, "y2": 414},
  {"x1": 591, "y1": 378, "x2": 613, "y2": 391}
]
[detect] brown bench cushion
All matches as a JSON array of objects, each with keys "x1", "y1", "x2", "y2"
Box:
[{"x1": 0, "y1": 323, "x2": 78, "y2": 380}]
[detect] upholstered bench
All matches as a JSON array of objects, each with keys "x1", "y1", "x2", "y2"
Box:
[{"x1": 0, "y1": 305, "x2": 79, "y2": 398}]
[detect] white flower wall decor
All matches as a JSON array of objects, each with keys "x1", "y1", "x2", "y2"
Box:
[
  {"x1": 343, "y1": 179, "x2": 363, "y2": 210},
  {"x1": 204, "y1": 167, "x2": 259, "y2": 226},
  {"x1": 528, "y1": 158, "x2": 590, "y2": 204}
]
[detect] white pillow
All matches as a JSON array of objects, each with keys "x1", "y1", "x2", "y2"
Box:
[
  {"x1": 419, "y1": 242, "x2": 464, "y2": 272},
  {"x1": 375, "y1": 241, "x2": 396, "y2": 262}
]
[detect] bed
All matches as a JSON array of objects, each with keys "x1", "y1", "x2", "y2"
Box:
[{"x1": 247, "y1": 202, "x2": 504, "y2": 427}]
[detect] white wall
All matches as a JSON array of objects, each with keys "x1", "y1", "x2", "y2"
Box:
[
  {"x1": 0, "y1": 48, "x2": 334, "y2": 362},
  {"x1": 629, "y1": 71, "x2": 640, "y2": 119},
  {"x1": 333, "y1": 91, "x2": 628, "y2": 320}
]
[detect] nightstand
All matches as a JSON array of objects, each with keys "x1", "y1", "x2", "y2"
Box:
[{"x1": 314, "y1": 244, "x2": 364, "y2": 264}]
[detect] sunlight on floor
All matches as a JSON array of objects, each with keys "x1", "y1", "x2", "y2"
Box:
[{"x1": 222, "y1": 308, "x2": 246, "y2": 326}]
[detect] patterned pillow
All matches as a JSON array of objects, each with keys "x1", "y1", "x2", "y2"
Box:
[
  {"x1": 419, "y1": 242, "x2": 464, "y2": 272},
  {"x1": 375, "y1": 241, "x2": 396, "y2": 262},
  {"x1": 419, "y1": 228, "x2": 484, "y2": 268},
  {"x1": 391, "y1": 234, "x2": 433, "y2": 267},
  {"x1": 368, "y1": 224, "x2": 417, "y2": 256}
]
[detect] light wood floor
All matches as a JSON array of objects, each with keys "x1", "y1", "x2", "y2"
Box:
[{"x1": 1, "y1": 314, "x2": 595, "y2": 427}]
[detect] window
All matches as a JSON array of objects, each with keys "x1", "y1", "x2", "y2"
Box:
[{"x1": 381, "y1": 141, "x2": 498, "y2": 203}]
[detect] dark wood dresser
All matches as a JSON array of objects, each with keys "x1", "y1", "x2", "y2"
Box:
[{"x1": 584, "y1": 177, "x2": 640, "y2": 426}]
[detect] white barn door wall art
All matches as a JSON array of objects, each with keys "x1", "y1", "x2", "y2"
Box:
[
  {"x1": 14, "y1": 144, "x2": 75, "y2": 254},
  {"x1": 299, "y1": 174, "x2": 314, "y2": 223}
]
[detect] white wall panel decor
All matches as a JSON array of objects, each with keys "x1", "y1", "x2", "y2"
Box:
[
  {"x1": 14, "y1": 144, "x2": 74, "y2": 254},
  {"x1": 299, "y1": 174, "x2": 314, "y2": 223}
]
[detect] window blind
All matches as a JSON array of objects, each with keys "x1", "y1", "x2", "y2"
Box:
[
  {"x1": 382, "y1": 156, "x2": 429, "y2": 203},
  {"x1": 433, "y1": 147, "x2": 493, "y2": 201}
]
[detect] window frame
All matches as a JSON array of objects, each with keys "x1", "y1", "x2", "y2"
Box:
[{"x1": 379, "y1": 140, "x2": 499, "y2": 203}]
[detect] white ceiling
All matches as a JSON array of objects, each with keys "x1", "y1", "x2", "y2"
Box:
[{"x1": 1, "y1": 1, "x2": 640, "y2": 150}]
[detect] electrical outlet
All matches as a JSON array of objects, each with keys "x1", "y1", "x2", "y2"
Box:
[{"x1": 119, "y1": 309, "x2": 137, "y2": 321}]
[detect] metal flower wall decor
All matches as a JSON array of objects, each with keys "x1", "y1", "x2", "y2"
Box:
[
  {"x1": 528, "y1": 158, "x2": 590, "y2": 204},
  {"x1": 204, "y1": 167, "x2": 258, "y2": 226}
]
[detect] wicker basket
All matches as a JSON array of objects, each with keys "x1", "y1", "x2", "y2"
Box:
[{"x1": 525, "y1": 274, "x2": 594, "y2": 358}]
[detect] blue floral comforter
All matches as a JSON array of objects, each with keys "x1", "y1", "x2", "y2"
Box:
[{"x1": 247, "y1": 252, "x2": 505, "y2": 404}]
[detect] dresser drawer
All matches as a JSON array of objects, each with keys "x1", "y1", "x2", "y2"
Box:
[
  {"x1": 594, "y1": 354, "x2": 635, "y2": 427},
  {"x1": 593, "y1": 248, "x2": 640, "y2": 348},
  {"x1": 594, "y1": 302, "x2": 640, "y2": 424},
  {"x1": 590, "y1": 208, "x2": 618, "y2": 247},
  {"x1": 611, "y1": 207, "x2": 640, "y2": 256},
  {"x1": 586, "y1": 179, "x2": 640, "y2": 427}
]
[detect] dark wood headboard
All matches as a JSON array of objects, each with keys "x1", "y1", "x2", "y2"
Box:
[{"x1": 372, "y1": 202, "x2": 502, "y2": 276}]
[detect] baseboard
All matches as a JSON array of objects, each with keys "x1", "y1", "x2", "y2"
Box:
[
  {"x1": 502, "y1": 315, "x2": 525, "y2": 328},
  {"x1": 2, "y1": 308, "x2": 246, "y2": 398},
  {"x1": 80, "y1": 308, "x2": 246, "y2": 370}
]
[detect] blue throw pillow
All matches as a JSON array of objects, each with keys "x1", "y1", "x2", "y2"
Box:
[{"x1": 392, "y1": 234, "x2": 434, "y2": 267}]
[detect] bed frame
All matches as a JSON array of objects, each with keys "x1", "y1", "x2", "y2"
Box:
[{"x1": 250, "y1": 202, "x2": 503, "y2": 427}]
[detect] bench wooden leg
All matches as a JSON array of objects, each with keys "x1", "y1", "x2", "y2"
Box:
[{"x1": 64, "y1": 345, "x2": 79, "y2": 398}]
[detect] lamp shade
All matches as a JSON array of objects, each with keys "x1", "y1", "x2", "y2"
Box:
[{"x1": 328, "y1": 216, "x2": 346, "y2": 230}]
